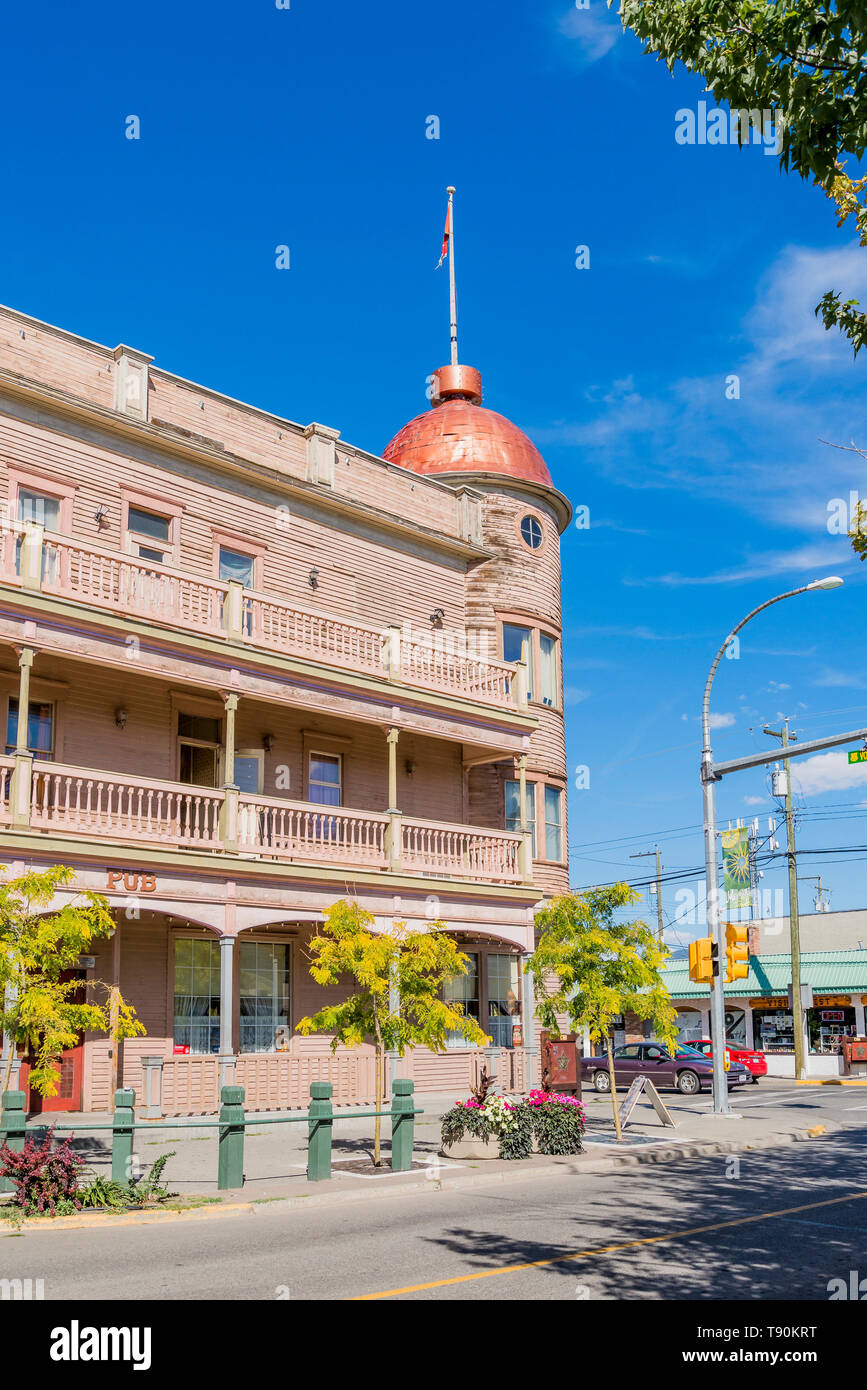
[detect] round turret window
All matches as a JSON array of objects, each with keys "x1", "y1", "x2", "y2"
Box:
[{"x1": 520, "y1": 514, "x2": 544, "y2": 550}]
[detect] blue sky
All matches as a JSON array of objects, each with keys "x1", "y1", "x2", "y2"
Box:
[{"x1": 3, "y1": 1, "x2": 867, "y2": 945}]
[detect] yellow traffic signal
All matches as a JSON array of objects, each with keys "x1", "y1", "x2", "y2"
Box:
[
  {"x1": 688, "y1": 936, "x2": 717, "y2": 985},
  {"x1": 725, "y1": 922, "x2": 750, "y2": 983}
]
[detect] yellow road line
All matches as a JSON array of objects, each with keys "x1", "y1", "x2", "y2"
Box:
[{"x1": 352, "y1": 1189, "x2": 867, "y2": 1300}]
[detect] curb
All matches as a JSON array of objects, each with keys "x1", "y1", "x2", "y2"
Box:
[
  {"x1": 796, "y1": 1078, "x2": 867, "y2": 1086},
  {"x1": 2, "y1": 1121, "x2": 843, "y2": 1232}
]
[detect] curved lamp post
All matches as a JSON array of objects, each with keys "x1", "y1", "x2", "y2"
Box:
[{"x1": 701, "y1": 576, "x2": 843, "y2": 1115}]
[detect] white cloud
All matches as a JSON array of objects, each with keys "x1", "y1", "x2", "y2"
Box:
[
  {"x1": 791, "y1": 750, "x2": 867, "y2": 795},
  {"x1": 709, "y1": 712, "x2": 736, "y2": 729},
  {"x1": 626, "y1": 542, "x2": 852, "y2": 588},
  {"x1": 527, "y1": 244, "x2": 867, "y2": 533},
  {"x1": 557, "y1": 6, "x2": 621, "y2": 64},
  {"x1": 746, "y1": 244, "x2": 867, "y2": 375},
  {"x1": 744, "y1": 795, "x2": 765, "y2": 805},
  {"x1": 563, "y1": 685, "x2": 590, "y2": 705}
]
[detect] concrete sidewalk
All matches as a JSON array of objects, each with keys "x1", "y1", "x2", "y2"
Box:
[{"x1": 3, "y1": 1080, "x2": 855, "y2": 1224}]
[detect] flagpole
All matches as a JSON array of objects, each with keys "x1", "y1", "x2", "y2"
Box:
[{"x1": 447, "y1": 186, "x2": 458, "y2": 366}]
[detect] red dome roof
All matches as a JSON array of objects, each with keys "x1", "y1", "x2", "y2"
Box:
[{"x1": 383, "y1": 370, "x2": 553, "y2": 489}]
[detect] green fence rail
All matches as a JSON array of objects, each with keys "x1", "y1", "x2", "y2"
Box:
[{"x1": 0, "y1": 1078, "x2": 422, "y2": 1193}]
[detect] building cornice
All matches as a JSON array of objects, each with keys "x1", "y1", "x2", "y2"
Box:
[{"x1": 0, "y1": 367, "x2": 493, "y2": 565}]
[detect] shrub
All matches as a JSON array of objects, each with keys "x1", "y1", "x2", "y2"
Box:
[
  {"x1": 0, "y1": 1127, "x2": 84, "y2": 1214},
  {"x1": 78, "y1": 1151, "x2": 177, "y2": 1209},
  {"x1": 526, "y1": 1090, "x2": 585, "y2": 1155},
  {"x1": 442, "y1": 1088, "x2": 585, "y2": 1160}
]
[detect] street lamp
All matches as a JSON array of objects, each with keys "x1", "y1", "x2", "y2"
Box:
[{"x1": 701, "y1": 576, "x2": 843, "y2": 1116}]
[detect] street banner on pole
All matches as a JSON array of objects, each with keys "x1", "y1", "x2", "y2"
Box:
[{"x1": 722, "y1": 827, "x2": 752, "y2": 909}]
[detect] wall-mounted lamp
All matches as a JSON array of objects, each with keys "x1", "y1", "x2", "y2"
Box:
[
  {"x1": 430, "y1": 608, "x2": 445, "y2": 628},
  {"x1": 405, "y1": 759, "x2": 416, "y2": 778},
  {"x1": 94, "y1": 504, "x2": 109, "y2": 529},
  {"x1": 309, "y1": 567, "x2": 320, "y2": 590},
  {"x1": 115, "y1": 708, "x2": 128, "y2": 730},
  {"x1": 262, "y1": 733, "x2": 276, "y2": 753}
]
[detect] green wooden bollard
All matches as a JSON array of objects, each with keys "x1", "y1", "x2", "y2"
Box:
[
  {"x1": 307, "y1": 1082, "x2": 333, "y2": 1182},
  {"x1": 0, "y1": 1090, "x2": 26, "y2": 1194},
  {"x1": 112, "y1": 1088, "x2": 136, "y2": 1184},
  {"x1": 390, "y1": 1079, "x2": 415, "y2": 1172},
  {"x1": 217, "y1": 1085, "x2": 245, "y2": 1191}
]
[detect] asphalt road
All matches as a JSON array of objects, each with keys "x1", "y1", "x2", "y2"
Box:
[{"x1": 4, "y1": 1109, "x2": 867, "y2": 1302}]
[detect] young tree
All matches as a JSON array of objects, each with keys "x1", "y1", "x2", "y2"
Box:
[
  {"x1": 0, "y1": 865, "x2": 144, "y2": 1095},
  {"x1": 526, "y1": 885, "x2": 677, "y2": 1141},
  {"x1": 296, "y1": 899, "x2": 489, "y2": 1165},
  {"x1": 612, "y1": 1, "x2": 867, "y2": 354}
]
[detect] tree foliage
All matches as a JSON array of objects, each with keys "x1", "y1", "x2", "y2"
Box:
[
  {"x1": 613, "y1": 1, "x2": 867, "y2": 353},
  {"x1": 296, "y1": 899, "x2": 489, "y2": 1162},
  {"x1": 526, "y1": 884, "x2": 677, "y2": 1048},
  {"x1": 0, "y1": 865, "x2": 144, "y2": 1095}
]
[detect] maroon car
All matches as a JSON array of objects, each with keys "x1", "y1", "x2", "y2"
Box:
[{"x1": 582, "y1": 1041, "x2": 749, "y2": 1096}]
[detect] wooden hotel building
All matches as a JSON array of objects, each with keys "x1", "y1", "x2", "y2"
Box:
[{"x1": 0, "y1": 307, "x2": 571, "y2": 1114}]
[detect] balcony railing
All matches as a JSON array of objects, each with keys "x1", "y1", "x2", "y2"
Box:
[
  {"x1": 0, "y1": 757, "x2": 527, "y2": 884},
  {"x1": 1, "y1": 524, "x2": 525, "y2": 713}
]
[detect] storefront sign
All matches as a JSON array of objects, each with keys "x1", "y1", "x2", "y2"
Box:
[
  {"x1": 105, "y1": 871, "x2": 157, "y2": 893},
  {"x1": 814, "y1": 995, "x2": 852, "y2": 1008},
  {"x1": 749, "y1": 997, "x2": 787, "y2": 1009}
]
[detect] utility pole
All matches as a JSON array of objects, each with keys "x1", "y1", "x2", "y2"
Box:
[
  {"x1": 630, "y1": 847, "x2": 665, "y2": 944},
  {"x1": 763, "y1": 719, "x2": 806, "y2": 1081}
]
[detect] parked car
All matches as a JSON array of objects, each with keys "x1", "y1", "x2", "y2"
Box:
[
  {"x1": 689, "y1": 1037, "x2": 767, "y2": 1083},
  {"x1": 582, "y1": 1041, "x2": 749, "y2": 1096}
]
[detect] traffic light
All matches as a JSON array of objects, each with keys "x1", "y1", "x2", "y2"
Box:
[
  {"x1": 688, "y1": 935, "x2": 718, "y2": 985},
  {"x1": 725, "y1": 922, "x2": 750, "y2": 983}
]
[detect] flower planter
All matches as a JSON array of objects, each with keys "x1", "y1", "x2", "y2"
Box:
[{"x1": 441, "y1": 1135, "x2": 501, "y2": 1160}]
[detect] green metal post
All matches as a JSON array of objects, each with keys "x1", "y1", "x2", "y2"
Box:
[
  {"x1": 0, "y1": 1090, "x2": 26, "y2": 1193},
  {"x1": 111, "y1": 1088, "x2": 136, "y2": 1184},
  {"x1": 218, "y1": 1085, "x2": 245, "y2": 1191},
  {"x1": 307, "y1": 1081, "x2": 333, "y2": 1182},
  {"x1": 390, "y1": 1079, "x2": 415, "y2": 1172}
]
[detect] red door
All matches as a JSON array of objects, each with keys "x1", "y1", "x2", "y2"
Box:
[{"x1": 21, "y1": 971, "x2": 85, "y2": 1113}]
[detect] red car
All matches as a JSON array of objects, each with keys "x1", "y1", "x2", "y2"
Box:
[{"x1": 692, "y1": 1038, "x2": 767, "y2": 1082}]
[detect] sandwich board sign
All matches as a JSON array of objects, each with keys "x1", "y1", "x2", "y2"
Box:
[{"x1": 618, "y1": 1075, "x2": 676, "y2": 1130}]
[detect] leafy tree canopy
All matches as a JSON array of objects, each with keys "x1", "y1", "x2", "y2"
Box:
[
  {"x1": 527, "y1": 884, "x2": 678, "y2": 1050},
  {"x1": 0, "y1": 865, "x2": 143, "y2": 1095},
  {"x1": 296, "y1": 898, "x2": 489, "y2": 1055}
]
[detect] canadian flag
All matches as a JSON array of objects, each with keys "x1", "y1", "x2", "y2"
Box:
[{"x1": 437, "y1": 201, "x2": 451, "y2": 268}]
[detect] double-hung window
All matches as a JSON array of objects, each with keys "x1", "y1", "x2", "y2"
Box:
[
  {"x1": 502, "y1": 624, "x2": 534, "y2": 702},
  {"x1": 127, "y1": 505, "x2": 172, "y2": 565},
  {"x1": 5, "y1": 698, "x2": 53, "y2": 760},
  {"x1": 173, "y1": 938, "x2": 221, "y2": 1055},
  {"x1": 505, "y1": 779, "x2": 536, "y2": 858},
  {"x1": 444, "y1": 952, "x2": 480, "y2": 1048},
  {"x1": 487, "y1": 954, "x2": 521, "y2": 1047},
  {"x1": 540, "y1": 633, "x2": 559, "y2": 708},
  {"x1": 544, "y1": 785, "x2": 564, "y2": 862},
  {"x1": 239, "y1": 941, "x2": 290, "y2": 1053}
]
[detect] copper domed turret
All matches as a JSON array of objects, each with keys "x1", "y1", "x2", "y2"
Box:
[{"x1": 383, "y1": 362, "x2": 555, "y2": 490}]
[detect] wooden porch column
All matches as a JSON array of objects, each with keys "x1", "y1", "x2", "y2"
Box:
[
  {"x1": 218, "y1": 935, "x2": 236, "y2": 1089},
  {"x1": 109, "y1": 922, "x2": 122, "y2": 1097},
  {"x1": 522, "y1": 957, "x2": 538, "y2": 1091},
  {"x1": 220, "y1": 692, "x2": 240, "y2": 853},
  {"x1": 516, "y1": 753, "x2": 533, "y2": 884},
  {"x1": 10, "y1": 646, "x2": 34, "y2": 829},
  {"x1": 385, "y1": 727, "x2": 402, "y2": 869}
]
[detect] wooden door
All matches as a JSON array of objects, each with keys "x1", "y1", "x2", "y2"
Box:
[{"x1": 22, "y1": 971, "x2": 85, "y2": 1113}]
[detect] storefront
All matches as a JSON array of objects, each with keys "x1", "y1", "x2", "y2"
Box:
[{"x1": 660, "y1": 950, "x2": 867, "y2": 1078}]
